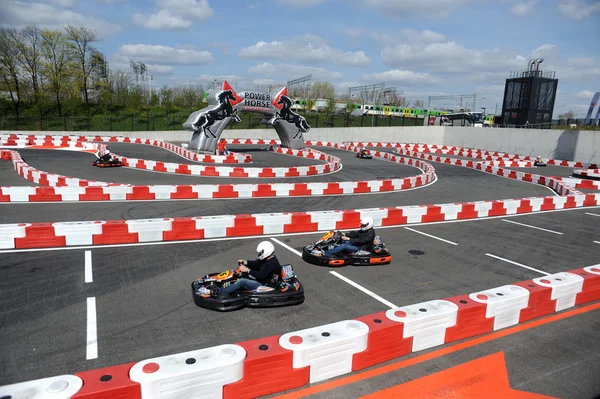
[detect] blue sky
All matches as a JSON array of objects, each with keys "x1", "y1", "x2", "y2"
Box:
[{"x1": 2, "y1": 0, "x2": 599, "y2": 116}]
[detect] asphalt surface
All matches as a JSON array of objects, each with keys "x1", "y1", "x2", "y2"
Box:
[
  {"x1": 0, "y1": 140, "x2": 598, "y2": 398},
  {"x1": 0, "y1": 160, "x2": 37, "y2": 186}
]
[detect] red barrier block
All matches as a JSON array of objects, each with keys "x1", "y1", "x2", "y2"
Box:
[
  {"x1": 1, "y1": 150, "x2": 12, "y2": 160},
  {"x1": 513, "y1": 281, "x2": 556, "y2": 322},
  {"x1": 284, "y1": 168, "x2": 300, "y2": 177},
  {"x1": 456, "y1": 203, "x2": 478, "y2": 219},
  {"x1": 444, "y1": 294, "x2": 494, "y2": 342},
  {"x1": 571, "y1": 267, "x2": 600, "y2": 305},
  {"x1": 74, "y1": 362, "x2": 140, "y2": 399},
  {"x1": 175, "y1": 164, "x2": 192, "y2": 175},
  {"x1": 223, "y1": 335, "x2": 309, "y2": 399},
  {"x1": 379, "y1": 180, "x2": 395, "y2": 192},
  {"x1": 583, "y1": 194, "x2": 599, "y2": 207},
  {"x1": 422, "y1": 205, "x2": 444, "y2": 223},
  {"x1": 252, "y1": 184, "x2": 277, "y2": 197},
  {"x1": 214, "y1": 185, "x2": 238, "y2": 198},
  {"x1": 516, "y1": 199, "x2": 533, "y2": 214},
  {"x1": 540, "y1": 197, "x2": 557, "y2": 211},
  {"x1": 284, "y1": 213, "x2": 318, "y2": 233},
  {"x1": 171, "y1": 186, "x2": 197, "y2": 199},
  {"x1": 79, "y1": 187, "x2": 111, "y2": 201},
  {"x1": 488, "y1": 201, "x2": 508, "y2": 216},
  {"x1": 163, "y1": 218, "x2": 204, "y2": 241},
  {"x1": 30, "y1": 187, "x2": 62, "y2": 202},
  {"x1": 335, "y1": 210, "x2": 361, "y2": 230},
  {"x1": 381, "y1": 208, "x2": 407, "y2": 226},
  {"x1": 93, "y1": 221, "x2": 138, "y2": 245},
  {"x1": 563, "y1": 195, "x2": 578, "y2": 209},
  {"x1": 323, "y1": 183, "x2": 343, "y2": 195},
  {"x1": 306, "y1": 166, "x2": 318, "y2": 176},
  {"x1": 229, "y1": 168, "x2": 249, "y2": 178},
  {"x1": 227, "y1": 215, "x2": 263, "y2": 236},
  {"x1": 353, "y1": 312, "x2": 412, "y2": 370},
  {"x1": 15, "y1": 223, "x2": 66, "y2": 248},
  {"x1": 153, "y1": 162, "x2": 167, "y2": 173},
  {"x1": 354, "y1": 181, "x2": 371, "y2": 193},
  {"x1": 126, "y1": 186, "x2": 155, "y2": 200},
  {"x1": 288, "y1": 183, "x2": 312, "y2": 197},
  {"x1": 258, "y1": 168, "x2": 276, "y2": 178}
]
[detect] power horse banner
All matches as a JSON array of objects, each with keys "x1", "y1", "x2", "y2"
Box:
[
  {"x1": 183, "y1": 80, "x2": 311, "y2": 152},
  {"x1": 584, "y1": 91, "x2": 600, "y2": 126}
]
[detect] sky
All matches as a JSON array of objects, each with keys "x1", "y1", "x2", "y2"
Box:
[{"x1": 1, "y1": 0, "x2": 599, "y2": 116}]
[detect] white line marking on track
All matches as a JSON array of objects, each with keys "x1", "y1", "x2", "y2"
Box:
[
  {"x1": 501, "y1": 219, "x2": 563, "y2": 235},
  {"x1": 86, "y1": 297, "x2": 98, "y2": 360},
  {"x1": 270, "y1": 237, "x2": 302, "y2": 257},
  {"x1": 594, "y1": 241, "x2": 600, "y2": 245},
  {"x1": 585, "y1": 212, "x2": 600, "y2": 217},
  {"x1": 84, "y1": 250, "x2": 93, "y2": 283},
  {"x1": 1, "y1": 205, "x2": 598, "y2": 254},
  {"x1": 329, "y1": 271, "x2": 398, "y2": 309},
  {"x1": 404, "y1": 227, "x2": 458, "y2": 245},
  {"x1": 485, "y1": 253, "x2": 551, "y2": 276}
]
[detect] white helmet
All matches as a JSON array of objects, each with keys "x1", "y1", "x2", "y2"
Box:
[
  {"x1": 256, "y1": 241, "x2": 275, "y2": 260},
  {"x1": 360, "y1": 217, "x2": 374, "y2": 231}
]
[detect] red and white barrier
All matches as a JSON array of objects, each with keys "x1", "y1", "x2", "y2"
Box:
[{"x1": 2, "y1": 262, "x2": 598, "y2": 398}]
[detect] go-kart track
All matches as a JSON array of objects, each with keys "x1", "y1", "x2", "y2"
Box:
[{"x1": 0, "y1": 131, "x2": 599, "y2": 399}]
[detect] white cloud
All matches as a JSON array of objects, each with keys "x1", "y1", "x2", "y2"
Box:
[
  {"x1": 116, "y1": 44, "x2": 214, "y2": 65},
  {"x1": 578, "y1": 90, "x2": 596, "y2": 98},
  {"x1": 239, "y1": 34, "x2": 370, "y2": 67},
  {"x1": 133, "y1": 0, "x2": 213, "y2": 30},
  {"x1": 344, "y1": 28, "x2": 361, "y2": 41},
  {"x1": 361, "y1": 70, "x2": 442, "y2": 85},
  {"x1": 248, "y1": 62, "x2": 344, "y2": 81},
  {"x1": 371, "y1": 29, "x2": 446, "y2": 46},
  {"x1": 361, "y1": 0, "x2": 472, "y2": 17},
  {"x1": 146, "y1": 64, "x2": 173, "y2": 74},
  {"x1": 0, "y1": 1, "x2": 122, "y2": 37},
  {"x1": 510, "y1": 0, "x2": 536, "y2": 16},
  {"x1": 42, "y1": 0, "x2": 74, "y2": 6},
  {"x1": 273, "y1": 0, "x2": 325, "y2": 7},
  {"x1": 558, "y1": 0, "x2": 600, "y2": 19},
  {"x1": 133, "y1": 10, "x2": 190, "y2": 30}
]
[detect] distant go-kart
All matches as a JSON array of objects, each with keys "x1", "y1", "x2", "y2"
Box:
[
  {"x1": 92, "y1": 154, "x2": 122, "y2": 167},
  {"x1": 302, "y1": 230, "x2": 392, "y2": 267},
  {"x1": 356, "y1": 148, "x2": 373, "y2": 159},
  {"x1": 533, "y1": 157, "x2": 546, "y2": 167},
  {"x1": 191, "y1": 263, "x2": 305, "y2": 311}
]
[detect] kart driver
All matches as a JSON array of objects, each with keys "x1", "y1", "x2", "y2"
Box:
[
  {"x1": 210, "y1": 241, "x2": 282, "y2": 297},
  {"x1": 314, "y1": 217, "x2": 376, "y2": 257}
]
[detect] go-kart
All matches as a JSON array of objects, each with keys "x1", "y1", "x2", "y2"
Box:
[
  {"x1": 356, "y1": 148, "x2": 373, "y2": 159},
  {"x1": 92, "y1": 157, "x2": 122, "y2": 167},
  {"x1": 302, "y1": 230, "x2": 392, "y2": 267},
  {"x1": 533, "y1": 158, "x2": 546, "y2": 167},
  {"x1": 191, "y1": 263, "x2": 304, "y2": 311}
]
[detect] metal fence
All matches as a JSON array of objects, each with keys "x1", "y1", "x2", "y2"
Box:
[{"x1": 0, "y1": 111, "x2": 425, "y2": 132}]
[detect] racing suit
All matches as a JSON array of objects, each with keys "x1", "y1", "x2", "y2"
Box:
[
  {"x1": 323, "y1": 228, "x2": 375, "y2": 256},
  {"x1": 217, "y1": 256, "x2": 282, "y2": 296}
]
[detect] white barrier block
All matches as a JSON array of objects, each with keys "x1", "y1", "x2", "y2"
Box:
[
  {"x1": 126, "y1": 218, "x2": 173, "y2": 242},
  {"x1": 338, "y1": 181, "x2": 358, "y2": 194},
  {"x1": 253, "y1": 212, "x2": 292, "y2": 234},
  {"x1": 357, "y1": 208, "x2": 388, "y2": 227},
  {"x1": 0, "y1": 375, "x2": 83, "y2": 399},
  {"x1": 533, "y1": 272, "x2": 584, "y2": 311},
  {"x1": 269, "y1": 183, "x2": 295, "y2": 197},
  {"x1": 243, "y1": 167, "x2": 260, "y2": 178},
  {"x1": 440, "y1": 204, "x2": 461, "y2": 220},
  {"x1": 271, "y1": 167, "x2": 288, "y2": 178},
  {"x1": 366, "y1": 180, "x2": 383, "y2": 192},
  {"x1": 2, "y1": 186, "x2": 37, "y2": 202},
  {"x1": 187, "y1": 164, "x2": 204, "y2": 175},
  {"x1": 0, "y1": 223, "x2": 30, "y2": 249},
  {"x1": 53, "y1": 187, "x2": 86, "y2": 201},
  {"x1": 305, "y1": 183, "x2": 329, "y2": 196},
  {"x1": 470, "y1": 285, "x2": 530, "y2": 330},
  {"x1": 306, "y1": 210, "x2": 345, "y2": 230},
  {"x1": 473, "y1": 201, "x2": 494, "y2": 217},
  {"x1": 232, "y1": 184, "x2": 257, "y2": 198},
  {"x1": 193, "y1": 215, "x2": 235, "y2": 238},
  {"x1": 143, "y1": 160, "x2": 157, "y2": 170},
  {"x1": 386, "y1": 300, "x2": 458, "y2": 352},
  {"x1": 103, "y1": 186, "x2": 133, "y2": 200},
  {"x1": 191, "y1": 185, "x2": 219, "y2": 199},
  {"x1": 129, "y1": 344, "x2": 245, "y2": 399},
  {"x1": 279, "y1": 320, "x2": 369, "y2": 383},
  {"x1": 148, "y1": 185, "x2": 178, "y2": 199},
  {"x1": 164, "y1": 162, "x2": 178, "y2": 174},
  {"x1": 399, "y1": 205, "x2": 429, "y2": 224},
  {"x1": 53, "y1": 221, "x2": 105, "y2": 246},
  {"x1": 500, "y1": 199, "x2": 521, "y2": 215},
  {"x1": 527, "y1": 197, "x2": 546, "y2": 212}
]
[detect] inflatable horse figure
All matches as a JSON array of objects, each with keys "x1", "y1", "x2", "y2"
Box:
[{"x1": 183, "y1": 80, "x2": 310, "y2": 153}]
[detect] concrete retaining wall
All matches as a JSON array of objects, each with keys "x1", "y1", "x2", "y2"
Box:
[{"x1": 2, "y1": 126, "x2": 598, "y2": 163}]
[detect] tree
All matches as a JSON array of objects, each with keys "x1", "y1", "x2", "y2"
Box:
[
  {"x1": 327, "y1": 98, "x2": 336, "y2": 114},
  {"x1": 65, "y1": 25, "x2": 98, "y2": 115},
  {"x1": 387, "y1": 92, "x2": 408, "y2": 107},
  {"x1": 413, "y1": 99, "x2": 424, "y2": 108},
  {"x1": 0, "y1": 28, "x2": 23, "y2": 119},
  {"x1": 41, "y1": 29, "x2": 70, "y2": 115},
  {"x1": 559, "y1": 110, "x2": 576, "y2": 119},
  {"x1": 310, "y1": 81, "x2": 335, "y2": 99},
  {"x1": 13, "y1": 26, "x2": 44, "y2": 123},
  {"x1": 159, "y1": 85, "x2": 173, "y2": 107}
]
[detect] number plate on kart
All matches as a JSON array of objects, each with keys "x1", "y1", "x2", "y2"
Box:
[{"x1": 282, "y1": 264, "x2": 295, "y2": 280}]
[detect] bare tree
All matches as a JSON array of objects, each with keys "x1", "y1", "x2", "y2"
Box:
[
  {"x1": 0, "y1": 28, "x2": 23, "y2": 119},
  {"x1": 387, "y1": 92, "x2": 408, "y2": 107},
  {"x1": 41, "y1": 29, "x2": 70, "y2": 115},
  {"x1": 559, "y1": 110, "x2": 576, "y2": 119},
  {"x1": 65, "y1": 25, "x2": 98, "y2": 115},
  {"x1": 159, "y1": 85, "x2": 173, "y2": 106},
  {"x1": 12, "y1": 26, "x2": 44, "y2": 122},
  {"x1": 310, "y1": 81, "x2": 335, "y2": 99},
  {"x1": 413, "y1": 99, "x2": 424, "y2": 108}
]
